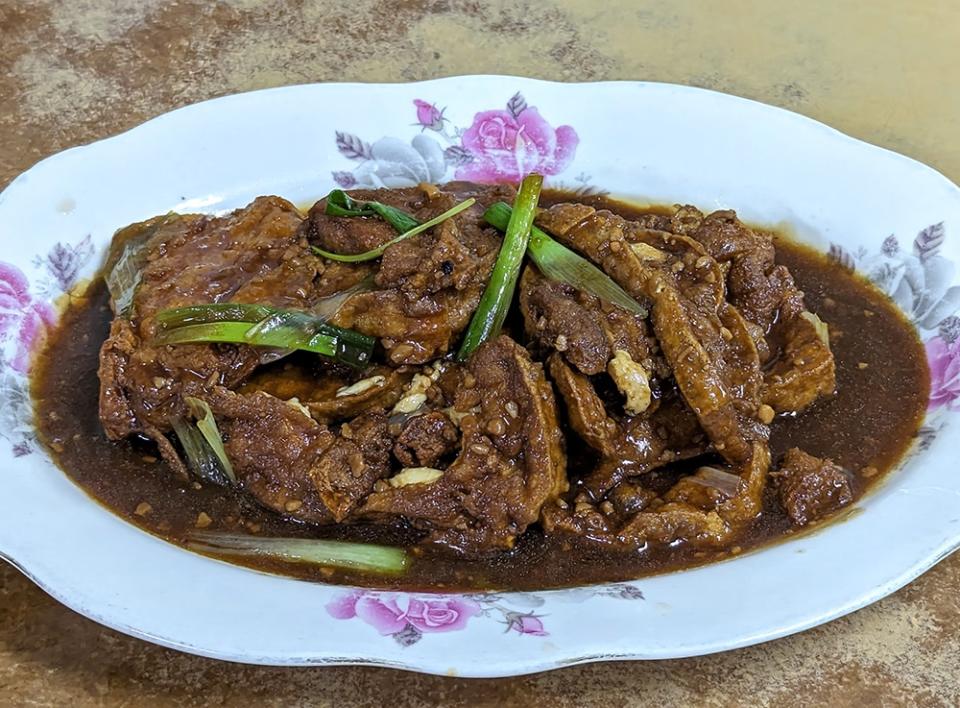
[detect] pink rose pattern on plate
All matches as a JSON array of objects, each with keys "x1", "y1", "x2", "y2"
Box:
[
  {"x1": 0, "y1": 235, "x2": 93, "y2": 455},
  {"x1": 829, "y1": 223, "x2": 959, "y2": 448},
  {"x1": 927, "y1": 320, "x2": 960, "y2": 411},
  {"x1": 502, "y1": 611, "x2": 548, "y2": 637},
  {"x1": 0, "y1": 262, "x2": 55, "y2": 375},
  {"x1": 320, "y1": 223, "x2": 958, "y2": 647},
  {"x1": 0, "y1": 103, "x2": 956, "y2": 636},
  {"x1": 332, "y1": 92, "x2": 587, "y2": 190},
  {"x1": 326, "y1": 592, "x2": 482, "y2": 646},
  {"x1": 454, "y1": 102, "x2": 578, "y2": 183},
  {"x1": 413, "y1": 99, "x2": 446, "y2": 133},
  {"x1": 325, "y1": 585, "x2": 644, "y2": 645}
]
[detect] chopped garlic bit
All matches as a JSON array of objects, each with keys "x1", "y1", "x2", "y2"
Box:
[
  {"x1": 607, "y1": 349, "x2": 652, "y2": 416},
  {"x1": 630, "y1": 242, "x2": 669, "y2": 262},
  {"x1": 800, "y1": 311, "x2": 831, "y2": 348},
  {"x1": 388, "y1": 467, "x2": 444, "y2": 488},
  {"x1": 391, "y1": 373, "x2": 434, "y2": 414},
  {"x1": 444, "y1": 405, "x2": 480, "y2": 426},
  {"x1": 336, "y1": 375, "x2": 386, "y2": 398},
  {"x1": 758, "y1": 403, "x2": 776, "y2": 424},
  {"x1": 285, "y1": 396, "x2": 313, "y2": 419},
  {"x1": 419, "y1": 182, "x2": 440, "y2": 199},
  {"x1": 393, "y1": 392, "x2": 427, "y2": 414}
]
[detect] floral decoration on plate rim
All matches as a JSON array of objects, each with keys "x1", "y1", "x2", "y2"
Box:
[{"x1": 0, "y1": 89, "x2": 956, "y2": 646}]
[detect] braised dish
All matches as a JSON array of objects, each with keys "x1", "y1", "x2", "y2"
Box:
[{"x1": 33, "y1": 178, "x2": 928, "y2": 590}]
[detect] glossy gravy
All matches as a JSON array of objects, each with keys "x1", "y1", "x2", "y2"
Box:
[{"x1": 31, "y1": 195, "x2": 929, "y2": 591}]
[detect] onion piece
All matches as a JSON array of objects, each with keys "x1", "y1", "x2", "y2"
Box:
[
  {"x1": 155, "y1": 303, "x2": 275, "y2": 328},
  {"x1": 171, "y1": 418, "x2": 233, "y2": 486},
  {"x1": 800, "y1": 311, "x2": 831, "y2": 347},
  {"x1": 243, "y1": 276, "x2": 376, "y2": 345},
  {"x1": 105, "y1": 213, "x2": 179, "y2": 318},
  {"x1": 313, "y1": 274, "x2": 376, "y2": 320},
  {"x1": 184, "y1": 397, "x2": 235, "y2": 483},
  {"x1": 687, "y1": 466, "x2": 743, "y2": 498},
  {"x1": 387, "y1": 406, "x2": 428, "y2": 434},
  {"x1": 153, "y1": 316, "x2": 375, "y2": 368}
]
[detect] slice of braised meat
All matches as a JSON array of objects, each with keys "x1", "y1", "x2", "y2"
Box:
[
  {"x1": 762, "y1": 312, "x2": 836, "y2": 413},
  {"x1": 772, "y1": 448, "x2": 854, "y2": 526},
  {"x1": 674, "y1": 206, "x2": 837, "y2": 413},
  {"x1": 304, "y1": 183, "x2": 515, "y2": 364},
  {"x1": 98, "y1": 197, "x2": 316, "y2": 442},
  {"x1": 312, "y1": 412, "x2": 394, "y2": 521},
  {"x1": 519, "y1": 263, "x2": 697, "y2": 495},
  {"x1": 199, "y1": 387, "x2": 336, "y2": 524},
  {"x1": 519, "y1": 265, "x2": 667, "y2": 380},
  {"x1": 359, "y1": 336, "x2": 567, "y2": 554},
  {"x1": 548, "y1": 354, "x2": 707, "y2": 497},
  {"x1": 676, "y1": 207, "x2": 800, "y2": 332},
  {"x1": 535, "y1": 203, "x2": 768, "y2": 465},
  {"x1": 521, "y1": 270, "x2": 610, "y2": 374},
  {"x1": 201, "y1": 386, "x2": 392, "y2": 524},
  {"x1": 543, "y1": 443, "x2": 770, "y2": 550},
  {"x1": 238, "y1": 365, "x2": 413, "y2": 426},
  {"x1": 532, "y1": 203, "x2": 777, "y2": 549},
  {"x1": 392, "y1": 412, "x2": 460, "y2": 468}
]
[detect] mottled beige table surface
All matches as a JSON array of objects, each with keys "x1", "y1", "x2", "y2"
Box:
[{"x1": 2, "y1": 1, "x2": 959, "y2": 705}]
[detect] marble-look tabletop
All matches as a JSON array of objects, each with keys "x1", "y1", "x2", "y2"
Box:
[{"x1": 1, "y1": 1, "x2": 958, "y2": 705}]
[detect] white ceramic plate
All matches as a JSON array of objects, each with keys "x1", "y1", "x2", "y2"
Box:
[{"x1": 1, "y1": 77, "x2": 959, "y2": 677}]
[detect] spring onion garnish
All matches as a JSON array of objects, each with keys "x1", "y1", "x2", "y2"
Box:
[
  {"x1": 313, "y1": 274, "x2": 376, "y2": 319},
  {"x1": 239, "y1": 277, "x2": 374, "y2": 349},
  {"x1": 186, "y1": 532, "x2": 411, "y2": 575},
  {"x1": 483, "y1": 202, "x2": 648, "y2": 318},
  {"x1": 184, "y1": 397, "x2": 235, "y2": 483},
  {"x1": 457, "y1": 174, "x2": 543, "y2": 360},
  {"x1": 156, "y1": 320, "x2": 357, "y2": 360},
  {"x1": 312, "y1": 197, "x2": 476, "y2": 263},
  {"x1": 155, "y1": 303, "x2": 277, "y2": 328},
  {"x1": 171, "y1": 418, "x2": 233, "y2": 486},
  {"x1": 324, "y1": 189, "x2": 420, "y2": 233},
  {"x1": 242, "y1": 308, "x2": 316, "y2": 343},
  {"x1": 154, "y1": 305, "x2": 375, "y2": 367},
  {"x1": 155, "y1": 277, "x2": 374, "y2": 330}
]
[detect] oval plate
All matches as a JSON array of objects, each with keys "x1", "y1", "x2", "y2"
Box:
[{"x1": 1, "y1": 77, "x2": 959, "y2": 677}]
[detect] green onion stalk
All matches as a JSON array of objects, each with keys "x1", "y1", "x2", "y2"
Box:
[
  {"x1": 457, "y1": 174, "x2": 543, "y2": 360},
  {"x1": 312, "y1": 197, "x2": 476, "y2": 263},
  {"x1": 186, "y1": 532, "x2": 410, "y2": 575},
  {"x1": 323, "y1": 189, "x2": 420, "y2": 232},
  {"x1": 183, "y1": 397, "x2": 236, "y2": 483},
  {"x1": 483, "y1": 202, "x2": 647, "y2": 318},
  {"x1": 153, "y1": 312, "x2": 375, "y2": 368}
]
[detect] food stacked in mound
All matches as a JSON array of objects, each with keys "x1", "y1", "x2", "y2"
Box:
[{"x1": 97, "y1": 177, "x2": 848, "y2": 568}]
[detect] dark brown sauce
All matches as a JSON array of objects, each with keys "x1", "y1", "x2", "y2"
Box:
[{"x1": 30, "y1": 195, "x2": 930, "y2": 591}]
